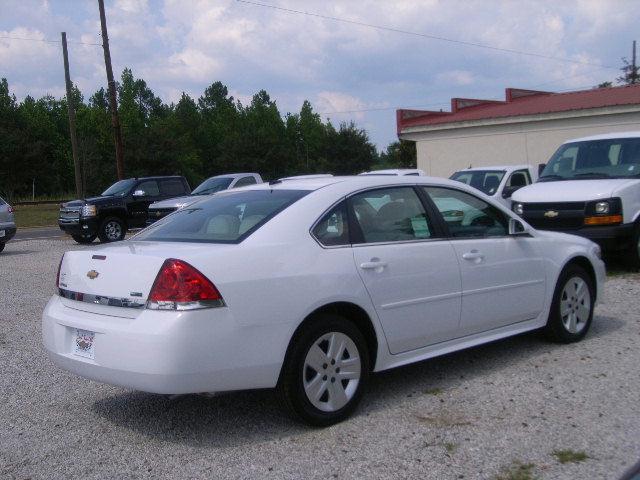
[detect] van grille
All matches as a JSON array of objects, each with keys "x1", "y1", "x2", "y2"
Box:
[{"x1": 521, "y1": 202, "x2": 586, "y2": 231}]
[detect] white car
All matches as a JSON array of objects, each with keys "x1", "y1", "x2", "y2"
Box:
[
  {"x1": 450, "y1": 165, "x2": 537, "y2": 209},
  {"x1": 512, "y1": 131, "x2": 640, "y2": 266},
  {"x1": 359, "y1": 168, "x2": 425, "y2": 176},
  {"x1": 42, "y1": 175, "x2": 605, "y2": 425},
  {"x1": 147, "y1": 173, "x2": 263, "y2": 224}
]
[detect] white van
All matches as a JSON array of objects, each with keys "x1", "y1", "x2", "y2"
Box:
[
  {"x1": 450, "y1": 164, "x2": 537, "y2": 209},
  {"x1": 512, "y1": 132, "x2": 640, "y2": 265}
]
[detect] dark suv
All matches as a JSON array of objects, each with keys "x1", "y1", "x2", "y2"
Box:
[{"x1": 59, "y1": 176, "x2": 190, "y2": 243}]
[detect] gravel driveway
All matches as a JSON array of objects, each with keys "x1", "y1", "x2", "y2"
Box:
[{"x1": 1, "y1": 238, "x2": 639, "y2": 480}]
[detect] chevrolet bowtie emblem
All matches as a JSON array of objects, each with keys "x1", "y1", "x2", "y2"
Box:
[
  {"x1": 544, "y1": 210, "x2": 559, "y2": 218},
  {"x1": 87, "y1": 270, "x2": 99, "y2": 280}
]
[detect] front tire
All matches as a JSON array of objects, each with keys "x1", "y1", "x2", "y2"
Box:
[
  {"x1": 279, "y1": 314, "x2": 370, "y2": 426},
  {"x1": 544, "y1": 264, "x2": 595, "y2": 343},
  {"x1": 630, "y1": 223, "x2": 640, "y2": 270},
  {"x1": 98, "y1": 217, "x2": 126, "y2": 243},
  {"x1": 71, "y1": 233, "x2": 97, "y2": 244}
]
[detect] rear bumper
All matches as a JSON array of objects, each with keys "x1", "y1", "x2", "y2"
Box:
[
  {"x1": 58, "y1": 218, "x2": 99, "y2": 236},
  {"x1": 41, "y1": 295, "x2": 287, "y2": 394},
  {"x1": 0, "y1": 224, "x2": 16, "y2": 242}
]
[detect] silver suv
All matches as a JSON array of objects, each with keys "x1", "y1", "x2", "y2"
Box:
[
  {"x1": 147, "y1": 173, "x2": 263, "y2": 224},
  {"x1": 0, "y1": 196, "x2": 17, "y2": 253}
]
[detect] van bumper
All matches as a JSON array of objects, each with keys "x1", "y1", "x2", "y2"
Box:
[{"x1": 574, "y1": 223, "x2": 635, "y2": 251}]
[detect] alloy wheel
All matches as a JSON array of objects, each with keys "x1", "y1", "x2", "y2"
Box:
[
  {"x1": 303, "y1": 331, "x2": 361, "y2": 412},
  {"x1": 104, "y1": 221, "x2": 122, "y2": 241},
  {"x1": 560, "y1": 276, "x2": 591, "y2": 334}
]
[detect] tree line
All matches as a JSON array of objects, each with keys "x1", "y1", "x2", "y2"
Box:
[{"x1": 0, "y1": 68, "x2": 415, "y2": 200}]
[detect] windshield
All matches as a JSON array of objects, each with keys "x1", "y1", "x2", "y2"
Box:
[
  {"x1": 540, "y1": 138, "x2": 640, "y2": 181},
  {"x1": 134, "y1": 189, "x2": 309, "y2": 243},
  {"x1": 191, "y1": 177, "x2": 234, "y2": 195},
  {"x1": 101, "y1": 179, "x2": 136, "y2": 197},
  {"x1": 450, "y1": 170, "x2": 505, "y2": 195}
]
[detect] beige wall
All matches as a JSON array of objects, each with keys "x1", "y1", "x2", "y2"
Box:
[{"x1": 404, "y1": 110, "x2": 640, "y2": 178}]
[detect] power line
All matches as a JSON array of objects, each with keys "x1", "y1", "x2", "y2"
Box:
[
  {"x1": 0, "y1": 35, "x2": 102, "y2": 46},
  {"x1": 235, "y1": 0, "x2": 617, "y2": 71}
]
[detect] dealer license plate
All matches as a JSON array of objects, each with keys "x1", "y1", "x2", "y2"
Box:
[{"x1": 74, "y1": 329, "x2": 95, "y2": 359}]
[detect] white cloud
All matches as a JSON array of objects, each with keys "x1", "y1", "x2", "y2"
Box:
[{"x1": 436, "y1": 70, "x2": 475, "y2": 86}]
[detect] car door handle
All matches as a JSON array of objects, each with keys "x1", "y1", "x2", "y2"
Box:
[
  {"x1": 360, "y1": 260, "x2": 388, "y2": 270},
  {"x1": 462, "y1": 250, "x2": 484, "y2": 262}
]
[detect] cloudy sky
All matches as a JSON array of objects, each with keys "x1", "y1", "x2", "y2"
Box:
[{"x1": 0, "y1": 0, "x2": 637, "y2": 148}]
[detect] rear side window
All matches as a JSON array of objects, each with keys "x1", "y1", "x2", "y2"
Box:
[
  {"x1": 349, "y1": 187, "x2": 433, "y2": 244},
  {"x1": 313, "y1": 202, "x2": 349, "y2": 246},
  {"x1": 134, "y1": 189, "x2": 309, "y2": 243},
  {"x1": 160, "y1": 179, "x2": 187, "y2": 196},
  {"x1": 234, "y1": 176, "x2": 257, "y2": 187}
]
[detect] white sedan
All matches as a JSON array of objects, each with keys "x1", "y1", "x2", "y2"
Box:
[{"x1": 42, "y1": 175, "x2": 605, "y2": 425}]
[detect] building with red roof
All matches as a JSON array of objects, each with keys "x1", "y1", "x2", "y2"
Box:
[{"x1": 397, "y1": 84, "x2": 640, "y2": 178}]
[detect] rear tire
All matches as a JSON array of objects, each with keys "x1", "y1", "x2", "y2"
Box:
[
  {"x1": 98, "y1": 217, "x2": 126, "y2": 243},
  {"x1": 71, "y1": 233, "x2": 97, "y2": 244},
  {"x1": 278, "y1": 314, "x2": 370, "y2": 427},
  {"x1": 544, "y1": 264, "x2": 594, "y2": 343}
]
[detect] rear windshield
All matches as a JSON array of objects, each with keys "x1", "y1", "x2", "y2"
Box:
[
  {"x1": 450, "y1": 170, "x2": 505, "y2": 195},
  {"x1": 134, "y1": 189, "x2": 309, "y2": 243}
]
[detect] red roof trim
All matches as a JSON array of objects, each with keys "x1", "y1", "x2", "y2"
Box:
[{"x1": 397, "y1": 84, "x2": 640, "y2": 134}]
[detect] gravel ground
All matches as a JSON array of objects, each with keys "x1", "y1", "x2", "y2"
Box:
[{"x1": 1, "y1": 238, "x2": 639, "y2": 480}]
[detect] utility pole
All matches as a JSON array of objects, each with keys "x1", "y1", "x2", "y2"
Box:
[
  {"x1": 632, "y1": 40, "x2": 637, "y2": 84},
  {"x1": 98, "y1": 0, "x2": 125, "y2": 179},
  {"x1": 61, "y1": 32, "x2": 83, "y2": 198}
]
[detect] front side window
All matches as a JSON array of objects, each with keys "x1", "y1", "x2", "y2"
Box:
[
  {"x1": 312, "y1": 202, "x2": 349, "y2": 246},
  {"x1": 134, "y1": 189, "x2": 309, "y2": 243},
  {"x1": 191, "y1": 177, "x2": 234, "y2": 195},
  {"x1": 102, "y1": 179, "x2": 136, "y2": 197},
  {"x1": 540, "y1": 138, "x2": 640, "y2": 181},
  {"x1": 450, "y1": 170, "x2": 505, "y2": 195},
  {"x1": 507, "y1": 170, "x2": 530, "y2": 187},
  {"x1": 424, "y1": 187, "x2": 508, "y2": 238},
  {"x1": 349, "y1": 187, "x2": 433, "y2": 244},
  {"x1": 234, "y1": 176, "x2": 257, "y2": 187},
  {"x1": 136, "y1": 180, "x2": 160, "y2": 197}
]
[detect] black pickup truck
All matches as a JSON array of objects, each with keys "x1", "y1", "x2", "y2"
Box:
[{"x1": 59, "y1": 176, "x2": 190, "y2": 243}]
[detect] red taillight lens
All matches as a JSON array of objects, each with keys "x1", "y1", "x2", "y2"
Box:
[
  {"x1": 147, "y1": 259, "x2": 223, "y2": 310},
  {"x1": 56, "y1": 254, "x2": 64, "y2": 288}
]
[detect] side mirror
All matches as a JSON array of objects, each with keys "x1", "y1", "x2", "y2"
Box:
[
  {"x1": 508, "y1": 217, "x2": 529, "y2": 236},
  {"x1": 133, "y1": 189, "x2": 146, "y2": 197},
  {"x1": 537, "y1": 163, "x2": 546, "y2": 176},
  {"x1": 502, "y1": 185, "x2": 521, "y2": 199}
]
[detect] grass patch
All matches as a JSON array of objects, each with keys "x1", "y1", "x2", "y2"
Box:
[
  {"x1": 495, "y1": 462, "x2": 539, "y2": 480},
  {"x1": 552, "y1": 449, "x2": 589, "y2": 464},
  {"x1": 424, "y1": 387, "x2": 443, "y2": 396},
  {"x1": 444, "y1": 442, "x2": 457, "y2": 454},
  {"x1": 13, "y1": 204, "x2": 60, "y2": 228}
]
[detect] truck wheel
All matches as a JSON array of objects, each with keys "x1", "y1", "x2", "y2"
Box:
[
  {"x1": 71, "y1": 233, "x2": 97, "y2": 244},
  {"x1": 98, "y1": 217, "x2": 126, "y2": 243},
  {"x1": 630, "y1": 223, "x2": 640, "y2": 270}
]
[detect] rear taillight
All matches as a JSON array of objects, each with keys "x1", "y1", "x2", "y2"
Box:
[
  {"x1": 147, "y1": 258, "x2": 224, "y2": 310},
  {"x1": 56, "y1": 254, "x2": 65, "y2": 288}
]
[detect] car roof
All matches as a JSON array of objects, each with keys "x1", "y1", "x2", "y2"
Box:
[
  {"x1": 130, "y1": 176, "x2": 185, "y2": 181},
  {"x1": 359, "y1": 169, "x2": 424, "y2": 175},
  {"x1": 240, "y1": 175, "x2": 463, "y2": 192},
  {"x1": 208, "y1": 173, "x2": 260, "y2": 179},
  {"x1": 457, "y1": 165, "x2": 530, "y2": 172},
  {"x1": 565, "y1": 131, "x2": 640, "y2": 143}
]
